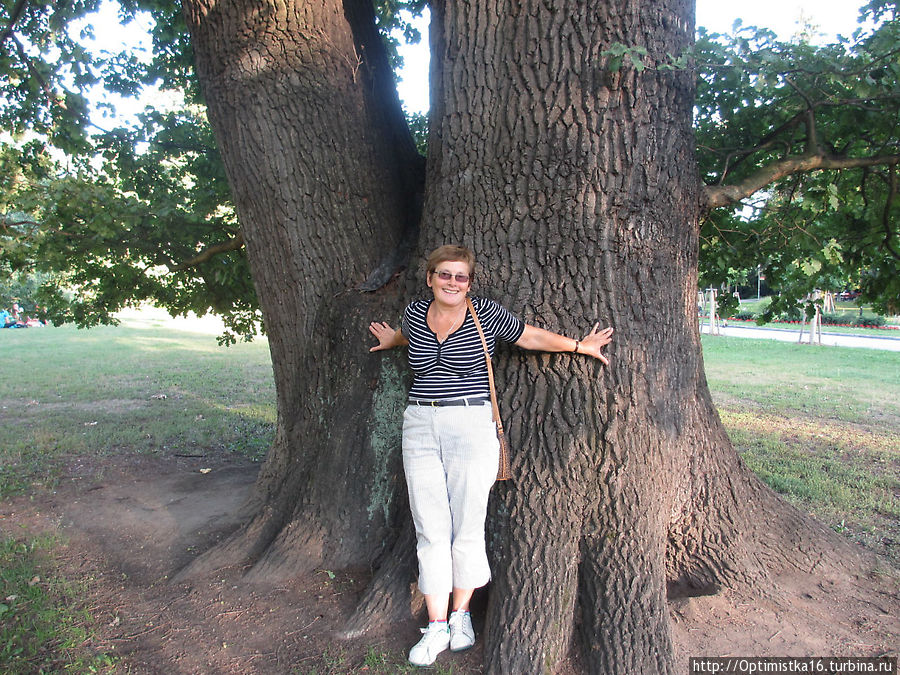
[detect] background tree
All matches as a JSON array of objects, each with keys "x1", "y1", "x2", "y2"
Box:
[
  {"x1": 695, "y1": 5, "x2": 900, "y2": 317},
  {"x1": 4, "y1": 3, "x2": 897, "y2": 331},
  {"x1": 0, "y1": 0, "x2": 264, "y2": 338},
  {"x1": 1, "y1": 0, "x2": 897, "y2": 672}
]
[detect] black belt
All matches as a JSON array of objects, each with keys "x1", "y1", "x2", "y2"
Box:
[{"x1": 408, "y1": 396, "x2": 490, "y2": 407}]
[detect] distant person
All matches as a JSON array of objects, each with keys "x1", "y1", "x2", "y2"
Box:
[
  {"x1": 0, "y1": 308, "x2": 13, "y2": 328},
  {"x1": 5, "y1": 303, "x2": 27, "y2": 328}
]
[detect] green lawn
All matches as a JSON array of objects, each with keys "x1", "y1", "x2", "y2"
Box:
[
  {"x1": 0, "y1": 312, "x2": 277, "y2": 673},
  {"x1": 0, "y1": 314, "x2": 897, "y2": 672},
  {"x1": 0, "y1": 312, "x2": 275, "y2": 497},
  {"x1": 702, "y1": 335, "x2": 899, "y2": 565},
  {"x1": 722, "y1": 320, "x2": 900, "y2": 336},
  {"x1": 2, "y1": 319, "x2": 896, "y2": 546},
  {"x1": 701, "y1": 335, "x2": 900, "y2": 426},
  {"x1": 732, "y1": 297, "x2": 900, "y2": 332},
  {"x1": 0, "y1": 535, "x2": 117, "y2": 674}
]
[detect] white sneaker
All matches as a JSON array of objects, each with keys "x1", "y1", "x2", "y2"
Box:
[
  {"x1": 449, "y1": 610, "x2": 475, "y2": 652},
  {"x1": 408, "y1": 621, "x2": 450, "y2": 667}
]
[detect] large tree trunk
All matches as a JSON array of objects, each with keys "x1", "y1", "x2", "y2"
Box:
[
  {"x1": 179, "y1": 0, "x2": 866, "y2": 672},
  {"x1": 419, "y1": 2, "x2": 700, "y2": 669},
  {"x1": 177, "y1": 0, "x2": 422, "y2": 583},
  {"x1": 423, "y1": 1, "x2": 860, "y2": 672}
]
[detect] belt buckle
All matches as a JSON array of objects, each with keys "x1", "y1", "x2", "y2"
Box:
[{"x1": 430, "y1": 400, "x2": 438, "y2": 407}]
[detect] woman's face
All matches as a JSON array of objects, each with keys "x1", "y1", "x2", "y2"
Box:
[{"x1": 427, "y1": 259, "x2": 471, "y2": 308}]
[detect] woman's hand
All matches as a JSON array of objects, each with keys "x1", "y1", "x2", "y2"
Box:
[
  {"x1": 578, "y1": 323, "x2": 613, "y2": 365},
  {"x1": 369, "y1": 321, "x2": 407, "y2": 352},
  {"x1": 515, "y1": 323, "x2": 613, "y2": 364}
]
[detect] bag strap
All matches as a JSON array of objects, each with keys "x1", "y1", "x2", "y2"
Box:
[{"x1": 466, "y1": 297, "x2": 502, "y2": 429}]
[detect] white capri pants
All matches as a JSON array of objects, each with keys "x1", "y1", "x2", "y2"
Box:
[{"x1": 402, "y1": 403, "x2": 499, "y2": 595}]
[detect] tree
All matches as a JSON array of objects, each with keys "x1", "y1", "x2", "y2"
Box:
[
  {"x1": 693, "y1": 7, "x2": 900, "y2": 317},
  {"x1": 0, "y1": 0, "x2": 263, "y2": 339},
  {"x1": 3, "y1": 3, "x2": 897, "y2": 327},
  {"x1": 2, "y1": 0, "x2": 897, "y2": 672}
]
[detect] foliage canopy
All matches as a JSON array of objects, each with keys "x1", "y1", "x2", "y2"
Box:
[
  {"x1": 1, "y1": 0, "x2": 897, "y2": 333},
  {"x1": 695, "y1": 0, "x2": 900, "y2": 317}
]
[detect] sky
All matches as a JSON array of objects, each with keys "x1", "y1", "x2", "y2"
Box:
[{"x1": 394, "y1": 0, "x2": 867, "y2": 114}]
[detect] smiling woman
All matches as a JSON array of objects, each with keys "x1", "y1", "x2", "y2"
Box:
[{"x1": 367, "y1": 244, "x2": 613, "y2": 667}]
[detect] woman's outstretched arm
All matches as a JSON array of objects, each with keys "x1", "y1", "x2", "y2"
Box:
[{"x1": 515, "y1": 323, "x2": 613, "y2": 364}]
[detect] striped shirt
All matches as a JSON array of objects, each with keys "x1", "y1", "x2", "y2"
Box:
[{"x1": 401, "y1": 296, "x2": 525, "y2": 401}]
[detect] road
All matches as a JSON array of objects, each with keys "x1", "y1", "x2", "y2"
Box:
[{"x1": 699, "y1": 322, "x2": 900, "y2": 352}]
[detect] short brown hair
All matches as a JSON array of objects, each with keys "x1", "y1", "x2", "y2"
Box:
[{"x1": 426, "y1": 245, "x2": 475, "y2": 279}]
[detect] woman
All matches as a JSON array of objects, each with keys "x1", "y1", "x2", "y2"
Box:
[{"x1": 369, "y1": 245, "x2": 612, "y2": 667}]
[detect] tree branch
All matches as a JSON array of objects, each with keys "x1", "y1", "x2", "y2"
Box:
[
  {"x1": 783, "y1": 76, "x2": 818, "y2": 152},
  {"x1": 816, "y1": 95, "x2": 900, "y2": 109},
  {"x1": 711, "y1": 110, "x2": 806, "y2": 183},
  {"x1": 0, "y1": 0, "x2": 28, "y2": 49},
  {"x1": 11, "y1": 33, "x2": 56, "y2": 103},
  {"x1": 10, "y1": 29, "x2": 108, "y2": 136},
  {"x1": 783, "y1": 45, "x2": 900, "y2": 80},
  {"x1": 1, "y1": 216, "x2": 41, "y2": 230},
  {"x1": 169, "y1": 231, "x2": 244, "y2": 271},
  {"x1": 703, "y1": 153, "x2": 900, "y2": 212}
]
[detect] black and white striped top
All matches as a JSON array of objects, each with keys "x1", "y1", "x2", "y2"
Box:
[{"x1": 401, "y1": 296, "x2": 525, "y2": 401}]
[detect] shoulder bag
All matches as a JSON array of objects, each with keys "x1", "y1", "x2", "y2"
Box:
[{"x1": 466, "y1": 297, "x2": 511, "y2": 481}]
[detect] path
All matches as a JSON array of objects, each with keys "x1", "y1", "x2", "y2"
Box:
[
  {"x1": 701, "y1": 323, "x2": 900, "y2": 352},
  {"x1": 2, "y1": 446, "x2": 898, "y2": 673}
]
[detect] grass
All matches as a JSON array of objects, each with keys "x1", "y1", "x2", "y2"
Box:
[
  {"x1": 723, "y1": 319, "x2": 900, "y2": 336},
  {"x1": 296, "y1": 645, "x2": 460, "y2": 674},
  {"x1": 730, "y1": 297, "x2": 900, "y2": 333},
  {"x1": 701, "y1": 336, "x2": 900, "y2": 425},
  {"x1": 0, "y1": 309, "x2": 276, "y2": 497},
  {"x1": 0, "y1": 534, "x2": 117, "y2": 674},
  {"x1": 0, "y1": 309, "x2": 897, "y2": 670},
  {"x1": 702, "y1": 335, "x2": 900, "y2": 563},
  {"x1": 359, "y1": 645, "x2": 460, "y2": 674},
  {"x1": 738, "y1": 297, "x2": 893, "y2": 318}
]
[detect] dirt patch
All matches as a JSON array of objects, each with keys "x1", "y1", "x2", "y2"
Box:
[{"x1": 1, "y1": 455, "x2": 897, "y2": 673}]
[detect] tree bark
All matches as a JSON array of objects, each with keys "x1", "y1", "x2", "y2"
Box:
[
  {"x1": 422, "y1": 1, "x2": 861, "y2": 672},
  {"x1": 179, "y1": 0, "x2": 869, "y2": 672},
  {"x1": 177, "y1": 0, "x2": 422, "y2": 582}
]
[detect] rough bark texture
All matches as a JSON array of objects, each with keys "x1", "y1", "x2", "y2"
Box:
[
  {"x1": 418, "y1": 2, "x2": 702, "y2": 670},
  {"x1": 179, "y1": 0, "x2": 867, "y2": 672},
  {"x1": 421, "y1": 1, "x2": 860, "y2": 672},
  {"x1": 178, "y1": 0, "x2": 421, "y2": 583}
]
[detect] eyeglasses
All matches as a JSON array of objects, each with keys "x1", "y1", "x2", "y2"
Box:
[{"x1": 434, "y1": 270, "x2": 470, "y2": 284}]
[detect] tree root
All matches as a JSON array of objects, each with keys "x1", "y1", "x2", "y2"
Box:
[{"x1": 340, "y1": 525, "x2": 418, "y2": 639}]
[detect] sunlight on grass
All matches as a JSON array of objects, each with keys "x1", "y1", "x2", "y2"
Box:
[
  {"x1": 0, "y1": 307, "x2": 898, "y2": 671},
  {"x1": 702, "y1": 335, "x2": 900, "y2": 428},
  {"x1": 0, "y1": 316, "x2": 276, "y2": 498},
  {"x1": 1, "y1": 314, "x2": 897, "y2": 569},
  {"x1": 726, "y1": 419, "x2": 899, "y2": 563},
  {"x1": 704, "y1": 336, "x2": 900, "y2": 565}
]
